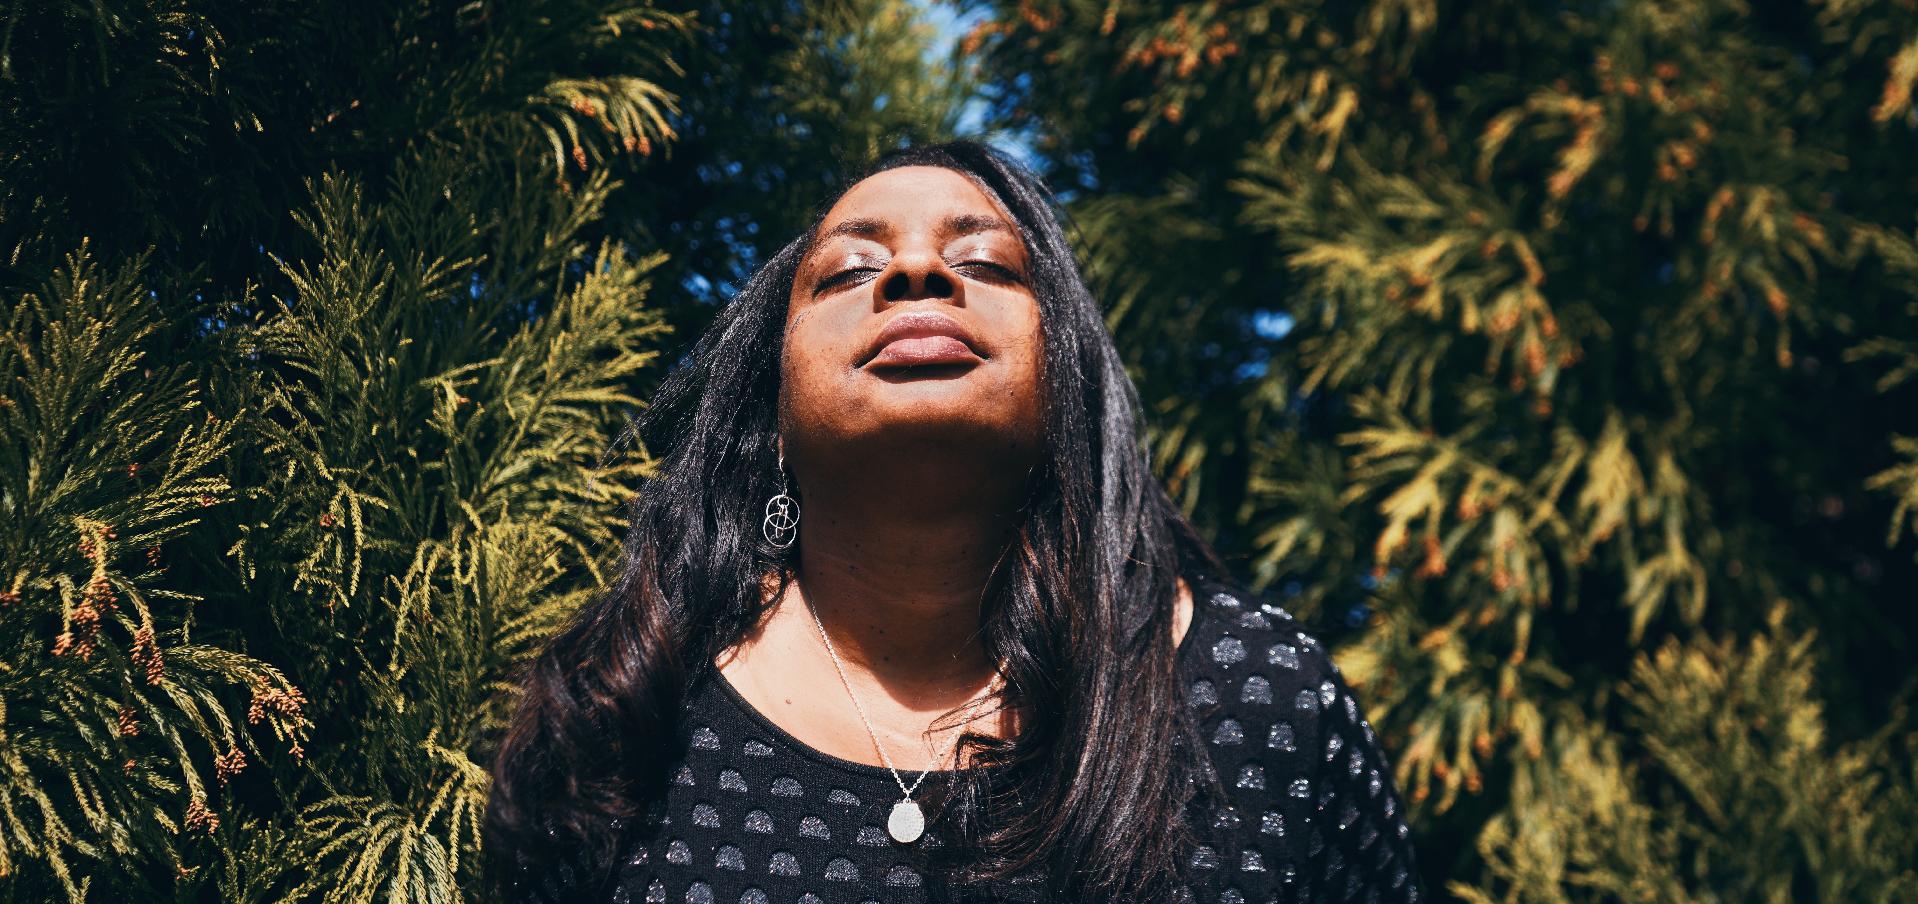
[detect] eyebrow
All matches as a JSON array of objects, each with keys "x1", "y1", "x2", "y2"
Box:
[{"x1": 818, "y1": 212, "x2": 1015, "y2": 243}]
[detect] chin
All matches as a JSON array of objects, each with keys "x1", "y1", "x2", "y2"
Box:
[
  {"x1": 846, "y1": 386, "x2": 1038, "y2": 446},
  {"x1": 853, "y1": 363, "x2": 991, "y2": 410}
]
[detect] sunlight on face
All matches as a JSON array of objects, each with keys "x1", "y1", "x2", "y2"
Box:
[{"x1": 780, "y1": 166, "x2": 1046, "y2": 469}]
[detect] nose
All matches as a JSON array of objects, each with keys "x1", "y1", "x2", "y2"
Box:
[{"x1": 876, "y1": 248, "x2": 960, "y2": 305}]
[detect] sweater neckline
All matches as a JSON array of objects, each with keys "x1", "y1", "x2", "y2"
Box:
[
  {"x1": 700, "y1": 571, "x2": 1220, "y2": 781},
  {"x1": 706, "y1": 661, "x2": 964, "y2": 781}
]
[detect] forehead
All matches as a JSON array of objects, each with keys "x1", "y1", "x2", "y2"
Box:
[{"x1": 815, "y1": 166, "x2": 1019, "y2": 240}]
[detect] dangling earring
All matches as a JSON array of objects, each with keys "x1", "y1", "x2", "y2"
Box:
[{"x1": 763, "y1": 448, "x2": 800, "y2": 549}]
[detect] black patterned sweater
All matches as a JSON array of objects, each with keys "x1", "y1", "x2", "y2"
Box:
[{"x1": 511, "y1": 573, "x2": 1424, "y2": 903}]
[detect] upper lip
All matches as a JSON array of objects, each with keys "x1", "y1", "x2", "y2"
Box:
[{"x1": 859, "y1": 309, "x2": 983, "y2": 367}]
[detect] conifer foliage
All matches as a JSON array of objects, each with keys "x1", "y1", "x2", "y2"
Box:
[
  {"x1": 963, "y1": 0, "x2": 1918, "y2": 897},
  {"x1": 2, "y1": 0, "x2": 684, "y2": 897},
  {"x1": 2, "y1": 240, "x2": 313, "y2": 899},
  {"x1": 0, "y1": 0, "x2": 953, "y2": 900}
]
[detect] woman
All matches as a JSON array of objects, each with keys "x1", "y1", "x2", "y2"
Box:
[{"x1": 487, "y1": 140, "x2": 1423, "y2": 903}]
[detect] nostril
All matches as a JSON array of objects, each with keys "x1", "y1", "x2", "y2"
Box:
[
  {"x1": 882, "y1": 271, "x2": 910, "y2": 301},
  {"x1": 880, "y1": 267, "x2": 957, "y2": 302}
]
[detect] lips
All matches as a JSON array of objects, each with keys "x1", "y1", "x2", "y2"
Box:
[{"x1": 860, "y1": 310, "x2": 985, "y2": 370}]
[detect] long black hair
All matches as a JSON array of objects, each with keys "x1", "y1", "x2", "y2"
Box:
[{"x1": 486, "y1": 139, "x2": 1231, "y2": 901}]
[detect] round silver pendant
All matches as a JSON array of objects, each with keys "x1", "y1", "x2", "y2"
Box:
[{"x1": 887, "y1": 799, "x2": 926, "y2": 844}]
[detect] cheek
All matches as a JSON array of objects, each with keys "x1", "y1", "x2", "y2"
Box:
[
  {"x1": 1006, "y1": 307, "x2": 1048, "y2": 427},
  {"x1": 779, "y1": 308, "x2": 851, "y2": 421},
  {"x1": 780, "y1": 313, "x2": 821, "y2": 396}
]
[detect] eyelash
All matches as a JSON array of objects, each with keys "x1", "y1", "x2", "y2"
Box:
[
  {"x1": 818, "y1": 261, "x2": 1020, "y2": 291},
  {"x1": 959, "y1": 260, "x2": 1022, "y2": 282}
]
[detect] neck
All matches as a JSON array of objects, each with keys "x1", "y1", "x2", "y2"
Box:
[{"x1": 776, "y1": 461, "x2": 1023, "y2": 697}]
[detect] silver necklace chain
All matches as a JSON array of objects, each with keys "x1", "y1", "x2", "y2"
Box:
[{"x1": 800, "y1": 589, "x2": 1002, "y2": 803}]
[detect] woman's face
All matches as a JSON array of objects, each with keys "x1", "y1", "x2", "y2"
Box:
[{"x1": 780, "y1": 165, "x2": 1046, "y2": 478}]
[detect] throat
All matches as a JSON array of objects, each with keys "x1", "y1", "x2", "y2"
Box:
[{"x1": 779, "y1": 504, "x2": 1012, "y2": 695}]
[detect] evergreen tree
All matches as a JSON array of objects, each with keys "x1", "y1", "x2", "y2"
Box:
[
  {"x1": 1, "y1": 240, "x2": 313, "y2": 900},
  {"x1": 0, "y1": 1, "x2": 957, "y2": 900},
  {"x1": 961, "y1": 0, "x2": 1918, "y2": 897},
  {"x1": 622, "y1": 0, "x2": 974, "y2": 310}
]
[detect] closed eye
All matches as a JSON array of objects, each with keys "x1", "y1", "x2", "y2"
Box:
[
  {"x1": 956, "y1": 260, "x2": 1023, "y2": 283},
  {"x1": 817, "y1": 261, "x2": 1022, "y2": 294},
  {"x1": 816, "y1": 267, "x2": 879, "y2": 293}
]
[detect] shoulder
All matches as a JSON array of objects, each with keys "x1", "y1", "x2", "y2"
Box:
[
  {"x1": 1177, "y1": 572, "x2": 1338, "y2": 697},
  {"x1": 1174, "y1": 575, "x2": 1396, "y2": 787},
  {"x1": 1175, "y1": 572, "x2": 1346, "y2": 794},
  {"x1": 1177, "y1": 574, "x2": 1426, "y2": 901}
]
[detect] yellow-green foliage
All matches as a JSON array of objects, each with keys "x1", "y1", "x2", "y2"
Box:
[
  {"x1": 0, "y1": 244, "x2": 310, "y2": 899},
  {"x1": 1460, "y1": 607, "x2": 1918, "y2": 902},
  {"x1": 967, "y1": 0, "x2": 1918, "y2": 897},
  {"x1": 2, "y1": 149, "x2": 670, "y2": 904},
  {"x1": 227, "y1": 164, "x2": 670, "y2": 904},
  {"x1": 1, "y1": 0, "x2": 961, "y2": 898}
]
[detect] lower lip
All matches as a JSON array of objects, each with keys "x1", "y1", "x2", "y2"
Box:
[{"x1": 866, "y1": 336, "x2": 983, "y2": 369}]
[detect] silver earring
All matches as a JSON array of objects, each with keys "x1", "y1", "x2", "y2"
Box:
[{"x1": 763, "y1": 450, "x2": 800, "y2": 549}]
